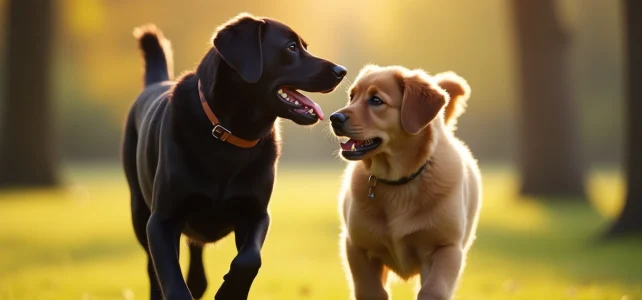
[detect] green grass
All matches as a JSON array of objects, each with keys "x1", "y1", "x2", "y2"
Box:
[{"x1": 0, "y1": 163, "x2": 640, "y2": 300}]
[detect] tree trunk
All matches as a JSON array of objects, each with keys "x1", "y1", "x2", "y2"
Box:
[
  {"x1": 511, "y1": 0, "x2": 586, "y2": 199},
  {"x1": 0, "y1": 0, "x2": 58, "y2": 188},
  {"x1": 607, "y1": 0, "x2": 642, "y2": 237}
]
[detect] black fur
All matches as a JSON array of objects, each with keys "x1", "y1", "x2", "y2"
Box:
[{"x1": 123, "y1": 13, "x2": 346, "y2": 300}]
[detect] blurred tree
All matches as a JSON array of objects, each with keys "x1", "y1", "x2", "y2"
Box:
[
  {"x1": 0, "y1": 0, "x2": 58, "y2": 188},
  {"x1": 607, "y1": 0, "x2": 642, "y2": 237},
  {"x1": 511, "y1": 0, "x2": 586, "y2": 199}
]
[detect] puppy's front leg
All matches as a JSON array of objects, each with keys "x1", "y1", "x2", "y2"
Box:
[
  {"x1": 417, "y1": 245, "x2": 463, "y2": 300},
  {"x1": 215, "y1": 213, "x2": 270, "y2": 300},
  {"x1": 147, "y1": 212, "x2": 191, "y2": 300},
  {"x1": 343, "y1": 237, "x2": 389, "y2": 300}
]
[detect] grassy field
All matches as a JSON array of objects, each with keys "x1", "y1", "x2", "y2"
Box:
[{"x1": 0, "y1": 163, "x2": 640, "y2": 300}]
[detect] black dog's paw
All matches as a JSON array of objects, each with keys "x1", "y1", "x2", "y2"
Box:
[{"x1": 186, "y1": 270, "x2": 208, "y2": 299}]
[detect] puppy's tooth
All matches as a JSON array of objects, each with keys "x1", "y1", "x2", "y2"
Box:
[
  {"x1": 308, "y1": 109, "x2": 313, "y2": 114},
  {"x1": 278, "y1": 89, "x2": 283, "y2": 94},
  {"x1": 295, "y1": 101, "x2": 299, "y2": 105},
  {"x1": 351, "y1": 144, "x2": 356, "y2": 151}
]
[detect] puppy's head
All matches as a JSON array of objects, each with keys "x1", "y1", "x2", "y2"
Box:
[
  {"x1": 330, "y1": 65, "x2": 450, "y2": 161},
  {"x1": 206, "y1": 13, "x2": 347, "y2": 125}
]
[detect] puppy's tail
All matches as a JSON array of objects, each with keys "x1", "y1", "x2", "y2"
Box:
[
  {"x1": 133, "y1": 24, "x2": 174, "y2": 87},
  {"x1": 435, "y1": 72, "x2": 471, "y2": 131}
]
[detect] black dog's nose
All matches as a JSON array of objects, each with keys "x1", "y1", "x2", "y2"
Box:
[
  {"x1": 331, "y1": 65, "x2": 347, "y2": 79},
  {"x1": 330, "y1": 113, "x2": 348, "y2": 124}
]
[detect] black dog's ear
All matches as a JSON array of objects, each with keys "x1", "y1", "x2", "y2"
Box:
[{"x1": 213, "y1": 14, "x2": 265, "y2": 83}]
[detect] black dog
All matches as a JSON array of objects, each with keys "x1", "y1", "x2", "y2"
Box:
[{"x1": 122, "y1": 13, "x2": 346, "y2": 300}]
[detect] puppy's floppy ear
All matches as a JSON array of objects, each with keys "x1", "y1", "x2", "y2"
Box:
[
  {"x1": 213, "y1": 14, "x2": 265, "y2": 83},
  {"x1": 399, "y1": 71, "x2": 448, "y2": 135}
]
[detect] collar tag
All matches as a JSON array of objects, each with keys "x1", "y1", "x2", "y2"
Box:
[{"x1": 367, "y1": 175, "x2": 377, "y2": 199}]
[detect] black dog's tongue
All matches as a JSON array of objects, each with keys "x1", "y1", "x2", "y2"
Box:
[{"x1": 281, "y1": 87, "x2": 325, "y2": 120}]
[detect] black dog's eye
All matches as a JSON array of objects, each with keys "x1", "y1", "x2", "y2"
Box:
[
  {"x1": 287, "y1": 42, "x2": 297, "y2": 52},
  {"x1": 368, "y1": 96, "x2": 384, "y2": 106}
]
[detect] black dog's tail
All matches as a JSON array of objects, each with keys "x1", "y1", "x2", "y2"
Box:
[{"x1": 133, "y1": 24, "x2": 174, "y2": 86}]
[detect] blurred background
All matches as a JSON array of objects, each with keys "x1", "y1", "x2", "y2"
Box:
[{"x1": 0, "y1": 0, "x2": 640, "y2": 299}]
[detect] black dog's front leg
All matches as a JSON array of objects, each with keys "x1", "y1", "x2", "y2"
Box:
[
  {"x1": 147, "y1": 213, "x2": 192, "y2": 300},
  {"x1": 215, "y1": 213, "x2": 270, "y2": 300}
]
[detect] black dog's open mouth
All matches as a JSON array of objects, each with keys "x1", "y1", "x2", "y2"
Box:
[
  {"x1": 277, "y1": 87, "x2": 324, "y2": 120},
  {"x1": 339, "y1": 137, "x2": 382, "y2": 160}
]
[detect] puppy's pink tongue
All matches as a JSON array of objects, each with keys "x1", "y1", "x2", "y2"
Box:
[
  {"x1": 340, "y1": 139, "x2": 355, "y2": 151},
  {"x1": 282, "y1": 88, "x2": 325, "y2": 120}
]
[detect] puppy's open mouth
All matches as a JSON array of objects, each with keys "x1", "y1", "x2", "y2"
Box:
[
  {"x1": 339, "y1": 137, "x2": 382, "y2": 160},
  {"x1": 277, "y1": 87, "x2": 324, "y2": 120}
]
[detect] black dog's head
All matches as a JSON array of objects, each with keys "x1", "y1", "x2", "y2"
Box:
[{"x1": 206, "y1": 13, "x2": 347, "y2": 125}]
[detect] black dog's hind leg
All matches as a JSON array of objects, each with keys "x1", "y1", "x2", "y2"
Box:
[
  {"x1": 215, "y1": 213, "x2": 270, "y2": 300},
  {"x1": 132, "y1": 195, "x2": 164, "y2": 300},
  {"x1": 123, "y1": 121, "x2": 163, "y2": 300},
  {"x1": 186, "y1": 241, "x2": 208, "y2": 299}
]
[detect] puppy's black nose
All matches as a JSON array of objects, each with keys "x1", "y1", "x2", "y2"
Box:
[
  {"x1": 330, "y1": 113, "x2": 348, "y2": 124},
  {"x1": 331, "y1": 65, "x2": 347, "y2": 79}
]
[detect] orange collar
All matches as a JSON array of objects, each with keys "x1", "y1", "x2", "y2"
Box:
[{"x1": 197, "y1": 80, "x2": 260, "y2": 148}]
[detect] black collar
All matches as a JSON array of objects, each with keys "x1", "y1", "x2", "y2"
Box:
[
  {"x1": 366, "y1": 160, "x2": 431, "y2": 200},
  {"x1": 373, "y1": 160, "x2": 431, "y2": 185}
]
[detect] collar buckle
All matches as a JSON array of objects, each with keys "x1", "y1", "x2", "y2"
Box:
[
  {"x1": 198, "y1": 79, "x2": 260, "y2": 148},
  {"x1": 212, "y1": 124, "x2": 231, "y2": 141}
]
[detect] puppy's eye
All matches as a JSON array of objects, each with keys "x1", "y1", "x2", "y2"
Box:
[
  {"x1": 287, "y1": 42, "x2": 297, "y2": 52},
  {"x1": 368, "y1": 96, "x2": 384, "y2": 106}
]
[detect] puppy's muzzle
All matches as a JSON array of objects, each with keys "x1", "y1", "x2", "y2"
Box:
[{"x1": 330, "y1": 112, "x2": 348, "y2": 136}]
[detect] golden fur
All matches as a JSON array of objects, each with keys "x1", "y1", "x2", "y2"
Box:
[{"x1": 334, "y1": 65, "x2": 481, "y2": 300}]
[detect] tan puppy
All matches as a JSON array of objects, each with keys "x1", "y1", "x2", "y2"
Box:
[{"x1": 329, "y1": 65, "x2": 481, "y2": 300}]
